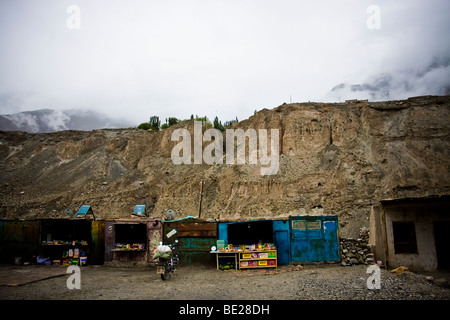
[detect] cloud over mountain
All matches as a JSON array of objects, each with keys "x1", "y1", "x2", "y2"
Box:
[
  {"x1": 0, "y1": 109, "x2": 134, "y2": 133},
  {"x1": 327, "y1": 56, "x2": 450, "y2": 101}
]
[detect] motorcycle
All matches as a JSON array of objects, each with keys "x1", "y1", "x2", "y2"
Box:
[{"x1": 155, "y1": 240, "x2": 179, "y2": 280}]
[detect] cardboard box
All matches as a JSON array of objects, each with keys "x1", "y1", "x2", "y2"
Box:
[{"x1": 217, "y1": 240, "x2": 225, "y2": 250}]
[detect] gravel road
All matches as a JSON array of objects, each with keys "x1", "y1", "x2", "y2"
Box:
[
  {"x1": 1, "y1": 264, "x2": 448, "y2": 319},
  {"x1": 1, "y1": 263, "x2": 449, "y2": 301}
]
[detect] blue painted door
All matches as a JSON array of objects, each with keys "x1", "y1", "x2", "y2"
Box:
[
  {"x1": 290, "y1": 216, "x2": 340, "y2": 263},
  {"x1": 323, "y1": 220, "x2": 340, "y2": 262},
  {"x1": 290, "y1": 217, "x2": 323, "y2": 262},
  {"x1": 273, "y1": 220, "x2": 290, "y2": 265}
]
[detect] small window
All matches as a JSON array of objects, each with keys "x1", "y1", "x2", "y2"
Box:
[
  {"x1": 306, "y1": 221, "x2": 321, "y2": 230},
  {"x1": 292, "y1": 220, "x2": 306, "y2": 230},
  {"x1": 393, "y1": 222, "x2": 417, "y2": 254}
]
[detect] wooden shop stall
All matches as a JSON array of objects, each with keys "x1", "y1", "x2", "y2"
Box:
[
  {"x1": 1, "y1": 206, "x2": 104, "y2": 266},
  {"x1": 0, "y1": 219, "x2": 41, "y2": 265},
  {"x1": 104, "y1": 209, "x2": 162, "y2": 265},
  {"x1": 38, "y1": 215, "x2": 105, "y2": 266},
  {"x1": 162, "y1": 216, "x2": 218, "y2": 267}
]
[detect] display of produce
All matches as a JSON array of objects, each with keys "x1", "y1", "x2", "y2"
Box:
[
  {"x1": 211, "y1": 241, "x2": 277, "y2": 270},
  {"x1": 216, "y1": 243, "x2": 275, "y2": 252}
]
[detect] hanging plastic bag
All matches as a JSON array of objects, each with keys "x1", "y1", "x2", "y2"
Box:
[
  {"x1": 37, "y1": 255, "x2": 51, "y2": 265},
  {"x1": 156, "y1": 242, "x2": 172, "y2": 254}
]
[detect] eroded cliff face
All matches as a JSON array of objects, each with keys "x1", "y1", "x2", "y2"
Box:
[{"x1": 1, "y1": 95, "x2": 449, "y2": 237}]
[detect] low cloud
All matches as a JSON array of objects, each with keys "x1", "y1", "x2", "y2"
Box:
[
  {"x1": 327, "y1": 56, "x2": 450, "y2": 102},
  {"x1": 1, "y1": 109, "x2": 133, "y2": 133}
]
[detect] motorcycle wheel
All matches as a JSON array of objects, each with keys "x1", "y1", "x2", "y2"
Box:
[{"x1": 160, "y1": 267, "x2": 169, "y2": 280}]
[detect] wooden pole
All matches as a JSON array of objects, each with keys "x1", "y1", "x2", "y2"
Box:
[{"x1": 198, "y1": 180, "x2": 204, "y2": 218}]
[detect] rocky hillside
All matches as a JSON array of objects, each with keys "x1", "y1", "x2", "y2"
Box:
[{"x1": 1, "y1": 95, "x2": 449, "y2": 237}]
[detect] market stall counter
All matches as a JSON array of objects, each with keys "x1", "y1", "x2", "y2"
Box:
[
  {"x1": 211, "y1": 243, "x2": 277, "y2": 270},
  {"x1": 210, "y1": 250, "x2": 239, "y2": 270}
]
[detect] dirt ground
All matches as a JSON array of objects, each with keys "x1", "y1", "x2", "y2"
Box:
[{"x1": 0, "y1": 263, "x2": 449, "y2": 301}]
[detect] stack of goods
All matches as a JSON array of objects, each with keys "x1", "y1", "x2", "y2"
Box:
[
  {"x1": 39, "y1": 238, "x2": 89, "y2": 266},
  {"x1": 215, "y1": 243, "x2": 276, "y2": 252},
  {"x1": 114, "y1": 243, "x2": 145, "y2": 250},
  {"x1": 61, "y1": 249, "x2": 87, "y2": 266},
  {"x1": 41, "y1": 240, "x2": 88, "y2": 246},
  {"x1": 239, "y1": 250, "x2": 278, "y2": 268},
  {"x1": 212, "y1": 240, "x2": 278, "y2": 270}
]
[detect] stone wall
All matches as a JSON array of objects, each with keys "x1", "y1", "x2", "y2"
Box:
[{"x1": 340, "y1": 227, "x2": 374, "y2": 266}]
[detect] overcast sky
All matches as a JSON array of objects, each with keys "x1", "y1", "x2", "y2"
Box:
[{"x1": 0, "y1": 0, "x2": 449, "y2": 125}]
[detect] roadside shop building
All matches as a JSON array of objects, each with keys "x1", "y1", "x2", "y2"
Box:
[{"x1": 370, "y1": 196, "x2": 450, "y2": 272}]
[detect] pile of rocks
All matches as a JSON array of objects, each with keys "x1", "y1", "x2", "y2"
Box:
[{"x1": 340, "y1": 228, "x2": 374, "y2": 266}]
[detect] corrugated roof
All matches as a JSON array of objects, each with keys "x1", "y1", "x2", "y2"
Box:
[
  {"x1": 74, "y1": 205, "x2": 95, "y2": 219},
  {"x1": 380, "y1": 195, "x2": 450, "y2": 207},
  {"x1": 77, "y1": 205, "x2": 92, "y2": 214},
  {"x1": 133, "y1": 205, "x2": 146, "y2": 214},
  {"x1": 132, "y1": 205, "x2": 147, "y2": 217},
  {"x1": 163, "y1": 215, "x2": 196, "y2": 223}
]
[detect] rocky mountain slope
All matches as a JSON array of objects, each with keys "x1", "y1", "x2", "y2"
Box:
[{"x1": 1, "y1": 95, "x2": 449, "y2": 237}]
